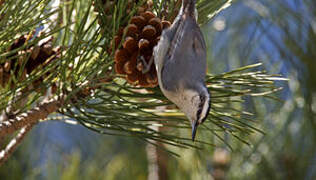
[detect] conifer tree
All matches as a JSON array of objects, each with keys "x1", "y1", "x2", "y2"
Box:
[{"x1": 0, "y1": 0, "x2": 285, "y2": 165}]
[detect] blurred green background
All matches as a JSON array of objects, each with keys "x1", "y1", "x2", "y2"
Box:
[{"x1": 1, "y1": 0, "x2": 316, "y2": 179}]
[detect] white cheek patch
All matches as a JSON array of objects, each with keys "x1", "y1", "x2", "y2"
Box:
[{"x1": 186, "y1": 90, "x2": 199, "y2": 104}]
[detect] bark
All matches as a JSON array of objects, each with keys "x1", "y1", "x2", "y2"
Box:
[
  {"x1": 0, "y1": 97, "x2": 63, "y2": 138},
  {"x1": 0, "y1": 124, "x2": 34, "y2": 166}
]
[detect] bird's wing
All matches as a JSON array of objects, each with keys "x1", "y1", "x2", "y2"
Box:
[{"x1": 161, "y1": 17, "x2": 207, "y2": 91}]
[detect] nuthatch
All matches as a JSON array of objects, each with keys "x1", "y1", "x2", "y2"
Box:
[{"x1": 140, "y1": 0, "x2": 210, "y2": 141}]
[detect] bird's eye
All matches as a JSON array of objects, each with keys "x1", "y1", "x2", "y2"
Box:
[
  {"x1": 198, "y1": 96, "x2": 205, "y2": 108},
  {"x1": 199, "y1": 95, "x2": 205, "y2": 103}
]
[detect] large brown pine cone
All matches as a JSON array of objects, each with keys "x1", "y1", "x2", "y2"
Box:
[
  {"x1": 114, "y1": 11, "x2": 171, "y2": 87},
  {"x1": 93, "y1": 0, "x2": 183, "y2": 88}
]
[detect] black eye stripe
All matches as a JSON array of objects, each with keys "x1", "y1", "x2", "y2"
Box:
[
  {"x1": 196, "y1": 95, "x2": 206, "y2": 120},
  {"x1": 196, "y1": 108, "x2": 202, "y2": 121},
  {"x1": 199, "y1": 95, "x2": 205, "y2": 108}
]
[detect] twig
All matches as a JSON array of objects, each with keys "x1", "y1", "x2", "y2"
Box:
[
  {"x1": 0, "y1": 97, "x2": 63, "y2": 138},
  {"x1": 0, "y1": 124, "x2": 34, "y2": 166}
]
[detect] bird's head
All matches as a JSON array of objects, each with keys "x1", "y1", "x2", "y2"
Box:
[{"x1": 175, "y1": 84, "x2": 211, "y2": 141}]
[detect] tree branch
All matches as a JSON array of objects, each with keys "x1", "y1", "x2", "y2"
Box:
[
  {"x1": 0, "y1": 97, "x2": 63, "y2": 138},
  {"x1": 0, "y1": 124, "x2": 34, "y2": 166}
]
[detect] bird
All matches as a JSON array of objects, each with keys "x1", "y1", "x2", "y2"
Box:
[{"x1": 152, "y1": 0, "x2": 210, "y2": 141}]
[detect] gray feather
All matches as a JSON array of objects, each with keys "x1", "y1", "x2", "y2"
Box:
[{"x1": 160, "y1": 15, "x2": 206, "y2": 91}]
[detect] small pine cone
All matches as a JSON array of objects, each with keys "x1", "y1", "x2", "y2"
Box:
[
  {"x1": 114, "y1": 11, "x2": 171, "y2": 88},
  {"x1": 1, "y1": 34, "x2": 60, "y2": 90},
  {"x1": 25, "y1": 37, "x2": 58, "y2": 74},
  {"x1": 1, "y1": 35, "x2": 28, "y2": 88}
]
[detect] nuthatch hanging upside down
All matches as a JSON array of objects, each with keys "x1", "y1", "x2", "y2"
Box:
[{"x1": 140, "y1": 0, "x2": 210, "y2": 141}]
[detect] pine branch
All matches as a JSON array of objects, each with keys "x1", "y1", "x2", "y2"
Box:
[
  {"x1": 0, "y1": 124, "x2": 34, "y2": 166},
  {"x1": 0, "y1": 97, "x2": 62, "y2": 138},
  {"x1": 197, "y1": 0, "x2": 233, "y2": 24},
  {"x1": 0, "y1": 0, "x2": 285, "y2": 157}
]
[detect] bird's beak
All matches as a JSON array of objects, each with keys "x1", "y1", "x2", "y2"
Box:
[{"x1": 191, "y1": 121, "x2": 199, "y2": 141}]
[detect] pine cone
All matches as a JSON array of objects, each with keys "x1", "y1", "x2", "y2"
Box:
[
  {"x1": 0, "y1": 34, "x2": 60, "y2": 94},
  {"x1": 1, "y1": 35, "x2": 28, "y2": 87},
  {"x1": 114, "y1": 11, "x2": 171, "y2": 87},
  {"x1": 93, "y1": 1, "x2": 181, "y2": 88}
]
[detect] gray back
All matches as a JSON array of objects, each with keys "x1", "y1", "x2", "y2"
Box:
[{"x1": 161, "y1": 16, "x2": 207, "y2": 91}]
